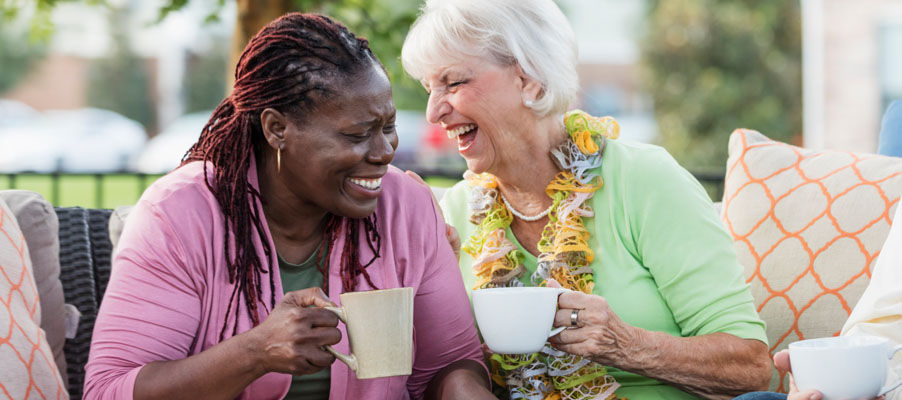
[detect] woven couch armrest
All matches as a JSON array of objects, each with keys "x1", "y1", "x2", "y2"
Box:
[{"x1": 56, "y1": 207, "x2": 113, "y2": 400}]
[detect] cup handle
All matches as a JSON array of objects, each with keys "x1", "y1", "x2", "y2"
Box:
[
  {"x1": 878, "y1": 344, "x2": 902, "y2": 396},
  {"x1": 322, "y1": 306, "x2": 358, "y2": 372},
  {"x1": 548, "y1": 288, "x2": 573, "y2": 337}
]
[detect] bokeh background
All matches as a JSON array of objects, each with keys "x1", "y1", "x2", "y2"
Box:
[{"x1": 1, "y1": 0, "x2": 901, "y2": 208}]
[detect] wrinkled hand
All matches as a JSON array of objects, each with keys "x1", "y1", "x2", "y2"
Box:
[
  {"x1": 405, "y1": 170, "x2": 461, "y2": 260},
  {"x1": 547, "y1": 290, "x2": 636, "y2": 366},
  {"x1": 250, "y1": 287, "x2": 341, "y2": 376},
  {"x1": 774, "y1": 350, "x2": 884, "y2": 400}
]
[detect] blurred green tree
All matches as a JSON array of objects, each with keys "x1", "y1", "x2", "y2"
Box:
[
  {"x1": 5, "y1": 0, "x2": 427, "y2": 110},
  {"x1": 225, "y1": 0, "x2": 426, "y2": 110},
  {"x1": 312, "y1": 0, "x2": 426, "y2": 110},
  {"x1": 85, "y1": 6, "x2": 156, "y2": 132},
  {"x1": 0, "y1": 24, "x2": 46, "y2": 94},
  {"x1": 185, "y1": 42, "x2": 229, "y2": 113},
  {"x1": 640, "y1": 0, "x2": 802, "y2": 170}
]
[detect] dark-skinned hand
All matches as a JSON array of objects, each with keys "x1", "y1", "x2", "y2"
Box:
[{"x1": 249, "y1": 287, "x2": 342, "y2": 376}]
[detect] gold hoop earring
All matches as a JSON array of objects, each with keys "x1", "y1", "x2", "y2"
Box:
[{"x1": 277, "y1": 147, "x2": 281, "y2": 174}]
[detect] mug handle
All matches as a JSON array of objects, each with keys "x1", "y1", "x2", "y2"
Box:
[
  {"x1": 549, "y1": 287, "x2": 573, "y2": 337},
  {"x1": 878, "y1": 344, "x2": 902, "y2": 396},
  {"x1": 322, "y1": 306, "x2": 359, "y2": 372}
]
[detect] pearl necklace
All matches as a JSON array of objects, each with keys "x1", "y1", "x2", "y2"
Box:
[
  {"x1": 499, "y1": 191, "x2": 553, "y2": 222},
  {"x1": 464, "y1": 110, "x2": 622, "y2": 400}
]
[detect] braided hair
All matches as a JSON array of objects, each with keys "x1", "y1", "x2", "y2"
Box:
[{"x1": 182, "y1": 13, "x2": 382, "y2": 340}]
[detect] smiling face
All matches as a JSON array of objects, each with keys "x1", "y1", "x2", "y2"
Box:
[
  {"x1": 421, "y1": 56, "x2": 540, "y2": 175},
  {"x1": 272, "y1": 63, "x2": 397, "y2": 219}
]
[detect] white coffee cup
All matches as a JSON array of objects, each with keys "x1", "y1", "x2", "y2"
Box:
[
  {"x1": 323, "y1": 287, "x2": 414, "y2": 379},
  {"x1": 789, "y1": 336, "x2": 902, "y2": 399},
  {"x1": 472, "y1": 287, "x2": 569, "y2": 354}
]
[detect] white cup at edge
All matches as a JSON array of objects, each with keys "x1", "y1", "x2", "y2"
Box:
[{"x1": 789, "y1": 335, "x2": 902, "y2": 400}]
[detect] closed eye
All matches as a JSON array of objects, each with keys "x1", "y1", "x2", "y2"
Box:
[{"x1": 342, "y1": 132, "x2": 370, "y2": 143}]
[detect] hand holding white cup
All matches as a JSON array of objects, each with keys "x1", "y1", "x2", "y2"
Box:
[{"x1": 784, "y1": 336, "x2": 901, "y2": 400}]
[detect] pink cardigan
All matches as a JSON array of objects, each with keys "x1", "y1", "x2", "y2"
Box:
[{"x1": 84, "y1": 160, "x2": 484, "y2": 399}]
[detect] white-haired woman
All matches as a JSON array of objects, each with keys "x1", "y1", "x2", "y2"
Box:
[{"x1": 401, "y1": 0, "x2": 771, "y2": 399}]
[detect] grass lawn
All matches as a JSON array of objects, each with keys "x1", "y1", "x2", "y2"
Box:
[
  {"x1": 0, "y1": 172, "x2": 724, "y2": 209},
  {"x1": 0, "y1": 174, "x2": 163, "y2": 209},
  {"x1": 422, "y1": 176, "x2": 459, "y2": 188},
  {"x1": 0, "y1": 173, "x2": 462, "y2": 209}
]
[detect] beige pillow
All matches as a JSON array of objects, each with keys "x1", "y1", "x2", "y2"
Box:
[
  {"x1": 721, "y1": 129, "x2": 902, "y2": 391},
  {"x1": 0, "y1": 190, "x2": 68, "y2": 384},
  {"x1": 0, "y1": 196, "x2": 69, "y2": 399}
]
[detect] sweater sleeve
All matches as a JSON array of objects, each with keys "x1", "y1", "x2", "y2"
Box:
[
  {"x1": 83, "y1": 201, "x2": 204, "y2": 399},
  {"x1": 406, "y1": 183, "x2": 487, "y2": 399},
  {"x1": 625, "y1": 147, "x2": 768, "y2": 343},
  {"x1": 842, "y1": 199, "x2": 902, "y2": 400}
]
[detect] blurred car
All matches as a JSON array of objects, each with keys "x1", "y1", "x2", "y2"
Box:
[
  {"x1": 0, "y1": 100, "x2": 59, "y2": 173},
  {"x1": 392, "y1": 110, "x2": 464, "y2": 175},
  {"x1": 0, "y1": 107, "x2": 148, "y2": 173},
  {"x1": 52, "y1": 108, "x2": 148, "y2": 172},
  {"x1": 0, "y1": 123, "x2": 63, "y2": 173},
  {"x1": 132, "y1": 111, "x2": 210, "y2": 174},
  {"x1": 131, "y1": 110, "x2": 462, "y2": 176},
  {"x1": 0, "y1": 99, "x2": 39, "y2": 127}
]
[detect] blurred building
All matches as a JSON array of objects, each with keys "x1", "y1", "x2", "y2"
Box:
[
  {"x1": 3, "y1": 0, "x2": 232, "y2": 135},
  {"x1": 562, "y1": 0, "x2": 656, "y2": 144},
  {"x1": 803, "y1": 0, "x2": 902, "y2": 152},
  {"x1": 5, "y1": 54, "x2": 94, "y2": 111}
]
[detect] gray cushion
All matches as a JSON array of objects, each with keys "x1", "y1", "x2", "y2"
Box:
[
  {"x1": 108, "y1": 205, "x2": 133, "y2": 251},
  {"x1": 0, "y1": 190, "x2": 68, "y2": 385}
]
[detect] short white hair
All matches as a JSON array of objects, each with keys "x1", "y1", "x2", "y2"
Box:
[{"x1": 401, "y1": 0, "x2": 579, "y2": 117}]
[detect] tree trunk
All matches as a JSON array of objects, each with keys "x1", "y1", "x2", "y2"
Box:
[{"x1": 228, "y1": 0, "x2": 293, "y2": 91}]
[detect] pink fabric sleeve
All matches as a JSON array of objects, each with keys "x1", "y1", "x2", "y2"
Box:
[
  {"x1": 83, "y1": 202, "x2": 203, "y2": 400},
  {"x1": 405, "y1": 193, "x2": 487, "y2": 399}
]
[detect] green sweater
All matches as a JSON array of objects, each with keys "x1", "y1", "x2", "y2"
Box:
[
  {"x1": 440, "y1": 140, "x2": 767, "y2": 399},
  {"x1": 279, "y1": 246, "x2": 330, "y2": 400}
]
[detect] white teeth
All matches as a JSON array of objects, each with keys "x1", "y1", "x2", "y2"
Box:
[
  {"x1": 446, "y1": 123, "x2": 477, "y2": 139},
  {"x1": 349, "y1": 177, "x2": 382, "y2": 190}
]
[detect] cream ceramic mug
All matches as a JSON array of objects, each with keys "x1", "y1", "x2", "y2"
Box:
[
  {"x1": 322, "y1": 287, "x2": 414, "y2": 379},
  {"x1": 472, "y1": 287, "x2": 569, "y2": 354},
  {"x1": 789, "y1": 336, "x2": 902, "y2": 400}
]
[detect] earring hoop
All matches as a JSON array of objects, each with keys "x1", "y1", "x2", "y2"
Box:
[{"x1": 277, "y1": 147, "x2": 281, "y2": 174}]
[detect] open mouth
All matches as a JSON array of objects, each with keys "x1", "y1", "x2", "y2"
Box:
[
  {"x1": 348, "y1": 177, "x2": 382, "y2": 190},
  {"x1": 446, "y1": 123, "x2": 478, "y2": 152}
]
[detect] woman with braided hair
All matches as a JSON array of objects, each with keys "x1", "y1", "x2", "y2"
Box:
[{"x1": 84, "y1": 13, "x2": 491, "y2": 400}]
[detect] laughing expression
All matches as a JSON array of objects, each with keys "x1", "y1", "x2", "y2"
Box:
[
  {"x1": 278, "y1": 63, "x2": 398, "y2": 219},
  {"x1": 421, "y1": 58, "x2": 531, "y2": 175}
]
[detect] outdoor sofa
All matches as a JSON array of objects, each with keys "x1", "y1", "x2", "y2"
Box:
[{"x1": 3, "y1": 123, "x2": 902, "y2": 398}]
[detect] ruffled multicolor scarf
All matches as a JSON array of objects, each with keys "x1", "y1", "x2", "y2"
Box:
[{"x1": 464, "y1": 110, "x2": 622, "y2": 400}]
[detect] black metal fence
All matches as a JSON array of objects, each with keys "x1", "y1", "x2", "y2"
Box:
[
  {"x1": 0, "y1": 170, "x2": 727, "y2": 209},
  {"x1": 692, "y1": 170, "x2": 728, "y2": 201},
  {"x1": 0, "y1": 173, "x2": 163, "y2": 209}
]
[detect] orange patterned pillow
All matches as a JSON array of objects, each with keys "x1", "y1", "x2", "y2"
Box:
[
  {"x1": 722, "y1": 129, "x2": 902, "y2": 392},
  {"x1": 0, "y1": 197, "x2": 68, "y2": 399}
]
